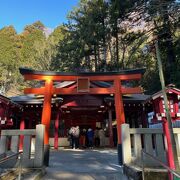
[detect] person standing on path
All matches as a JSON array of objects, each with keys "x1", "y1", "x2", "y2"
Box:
[
  {"x1": 69, "y1": 126, "x2": 80, "y2": 149},
  {"x1": 69, "y1": 126, "x2": 75, "y2": 149},
  {"x1": 87, "y1": 127, "x2": 94, "y2": 149},
  {"x1": 94, "y1": 128, "x2": 100, "y2": 147},
  {"x1": 80, "y1": 128, "x2": 87, "y2": 148},
  {"x1": 74, "y1": 126, "x2": 80, "y2": 149},
  {"x1": 99, "y1": 128, "x2": 105, "y2": 147}
]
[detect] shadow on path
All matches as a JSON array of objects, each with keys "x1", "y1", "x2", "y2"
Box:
[{"x1": 42, "y1": 148, "x2": 128, "y2": 180}]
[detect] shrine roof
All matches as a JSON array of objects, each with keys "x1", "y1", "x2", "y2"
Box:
[
  {"x1": 152, "y1": 86, "x2": 180, "y2": 100},
  {"x1": 0, "y1": 94, "x2": 22, "y2": 108},
  {"x1": 11, "y1": 94, "x2": 150, "y2": 105},
  {"x1": 105, "y1": 94, "x2": 151, "y2": 103},
  {"x1": 19, "y1": 67, "x2": 145, "y2": 76},
  {"x1": 11, "y1": 94, "x2": 62, "y2": 104}
]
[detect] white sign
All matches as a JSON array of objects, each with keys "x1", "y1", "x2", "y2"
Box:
[{"x1": 1, "y1": 120, "x2": 5, "y2": 125}]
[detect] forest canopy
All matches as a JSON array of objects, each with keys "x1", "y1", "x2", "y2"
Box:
[{"x1": 0, "y1": 0, "x2": 179, "y2": 96}]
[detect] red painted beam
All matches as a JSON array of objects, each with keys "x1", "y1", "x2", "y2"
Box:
[
  {"x1": 23, "y1": 74, "x2": 142, "y2": 81},
  {"x1": 24, "y1": 87, "x2": 45, "y2": 94},
  {"x1": 23, "y1": 74, "x2": 76, "y2": 81},
  {"x1": 121, "y1": 87, "x2": 142, "y2": 94},
  {"x1": 119, "y1": 74, "x2": 142, "y2": 80},
  {"x1": 53, "y1": 87, "x2": 115, "y2": 94},
  {"x1": 24, "y1": 86, "x2": 142, "y2": 95}
]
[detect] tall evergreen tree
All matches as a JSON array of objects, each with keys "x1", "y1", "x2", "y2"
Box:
[{"x1": 0, "y1": 26, "x2": 21, "y2": 95}]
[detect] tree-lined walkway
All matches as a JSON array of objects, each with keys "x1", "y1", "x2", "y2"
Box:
[{"x1": 42, "y1": 148, "x2": 128, "y2": 180}]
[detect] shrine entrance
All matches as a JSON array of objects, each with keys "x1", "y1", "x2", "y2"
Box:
[{"x1": 20, "y1": 68, "x2": 145, "y2": 165}]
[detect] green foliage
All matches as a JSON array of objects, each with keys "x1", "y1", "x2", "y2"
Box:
[
  {"x1": 21, "y1": 22, "x2": 46, "y2": 68},
  {"x1": 143, "y1": 0, "x2": 180, "y2": 89},
  {"x1": 0, "y1": 21, "x2": 66, "y2": 95},
  {"x1": 0, "y1": 26, "x2": 21, "y2": 94}
]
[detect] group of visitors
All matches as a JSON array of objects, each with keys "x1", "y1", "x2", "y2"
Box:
[{"x1": 68, "y1": 126, "x2": 106, "y2": 149}]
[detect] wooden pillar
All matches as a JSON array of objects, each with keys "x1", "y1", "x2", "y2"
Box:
[
  {"x1": 19, "y1": 116, "x2": 25, "y2": 150},
  {"x1": 114, "y1": 78, "x2": 125, "y2": 164},
  {"x1": 41, "y1": 79, "x2": 53, "y2": 145},
  {"x1": 54, "y1": 110, "x2": 59, "y2": 150},
  {"x1": 41, "y1": 79, "x2": 53, "y2": 166},
  {"x1": 163, "y1": 119, "x2": 175, "y2": 180},
  {"x1": 28, "y1": 117, "x2": 32, "y2": 129},
  {"x1": 108, "y1": 108, "x2": 114, "y2": 148},
  {"x1": 141, "y1": 105, "x2": 147, "y2": 128}
]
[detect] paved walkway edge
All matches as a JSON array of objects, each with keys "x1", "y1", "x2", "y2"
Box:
[{"x1": 32, "y1": 168, "x2": 46, "y2": 180}]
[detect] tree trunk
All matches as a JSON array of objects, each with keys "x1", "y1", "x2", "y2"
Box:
[
  {"x1": 87, "y1": 55, "x2": 91, "y2": 71},
  {"x1": 115, "y1": 25, "x2": 119, "y2": 70},
  {"x1": 121, "y1": 45, "x2": 126, "y2": 69},
  {"x1": 103, "y1": 41, "x2": 107, "y2": 72},
  {"x1": 97, "y1": 44, "x2": 101, "y2": 71},
  {"x1": 102, "y1": 18, "x2": 107, "y2": 72},
  {"x1": 162, "y1": 6, "x2": 176, "y2": 84},
  {"x1": 94, "y1": 45, "x2": 98, "y2": 72},
  {"x1": 108, "y1": 41, "x2": 113, "y2": 65}
]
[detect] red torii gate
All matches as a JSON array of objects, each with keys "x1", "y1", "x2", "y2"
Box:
[{"x1": 20, "y1": 68, "x2": 145, "y2": 165}]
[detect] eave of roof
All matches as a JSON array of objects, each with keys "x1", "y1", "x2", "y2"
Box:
[
  {"x1": 11, "y1": 95, "x2": 63, "y2": 105},
  {"x1": 105, "y1": 94, "x2": 151, "y2": 103},
  {"x1": 19, "y1": 67, "x2": 146, "y2": 76},
  {"x1": 0, "y1": 94, "x2": 22, "y2": 108},
  {"x1": 152, "y1": 87, "x2": 180, "y2": 100}
]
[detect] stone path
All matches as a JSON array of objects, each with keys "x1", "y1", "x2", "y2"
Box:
[{"x1": 42, "y1": 148, "x2": 128, "y2": 180}]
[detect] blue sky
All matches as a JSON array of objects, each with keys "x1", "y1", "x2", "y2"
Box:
[{"x1": 0, "y1": 0, "x2": 79, "y2": 33}]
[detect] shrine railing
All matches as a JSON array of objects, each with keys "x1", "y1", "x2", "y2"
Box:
[
  {"x1": 121, "y1": 124, "x2": 180, "y2": 167},
  {"x1": 0, "y1": 124, "x2": 45, "y2": 168}
]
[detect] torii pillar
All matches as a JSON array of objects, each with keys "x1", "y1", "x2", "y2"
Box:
[
  {"x1": 114, "y1": 78, "x2": 125, "y2": 163},
  {"x1": 41, "y1": 79, "x2": 53, "y2": 165}
]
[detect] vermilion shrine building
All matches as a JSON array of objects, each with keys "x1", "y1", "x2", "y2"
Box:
[
  {"x1": 11, "y1": 90, "x2": 151, "y2": 147},
  {"x1": 0, "y1": 94, "x2": 21, "y2": 130},
  {"x1": 148, "y1": 85, "x2": 180, "y2": 128}
]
